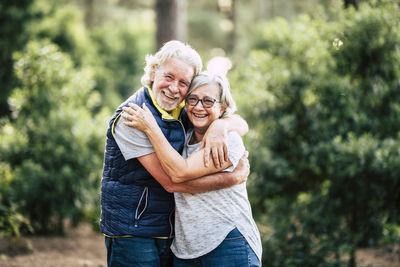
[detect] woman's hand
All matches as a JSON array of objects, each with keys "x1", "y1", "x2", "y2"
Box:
[
  {"x1": 121, "y1": 103, "x2": 157, "y2": 133},
  {"x1": 201, "y1": 119, "x2": 229, "y2": 168}
]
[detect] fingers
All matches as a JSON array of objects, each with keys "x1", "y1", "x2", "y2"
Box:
[
  {"x1": 211, "y1": 146, "x2": 229, "y2": 169},
  {"x1": 128, "y1": 103, "x2": 140, "y2": 109},
  {"x1": 223, "y1": 143, "x2": 229, "y2": 162},
  {"x1": 207, "y1": 144, "x2": 230, "y2": 169},
  {"x1": 121, "y1": 111, "x2": 135, "y2": 121},
  {"x1": 203, "y1": 145, "x2": 210, "y2": 167},
  {"x1": 123, "y1": 121, "x2": 136, "y2": 127},
  {"x1": 123, "y1": 106, "x2": 135, "y2": 116},
  {"x1": 122, "y1": 103, "x2": 145, "y2": 123},
  {"x1": 238, "y1": 152, "x2": 249, "y2": 165},
  {"x1": 217, "y1": 147, "x2": 224, "y2": 168},
  {"x1": 211, "y1": 148, "x2": 220, "y2": 169},
  {"x1": 123, "y1": 103, "x2": 139, "y2": 115},
  {"x1": 142, "y1": 103, "x2": 152, "y2": 115}
]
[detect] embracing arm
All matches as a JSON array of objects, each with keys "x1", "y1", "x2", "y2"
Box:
[
  {"x1": 138, "y1": 152, "x2": 249, "y2": 193},
  {"x1": 219, "y1": 114, "x2": 249, "y2": 136},
  {"x1": 201, "y1": 114, "x2": 248, "y2": 167},
  {"x1": 115, "y1": 104, "x2": 249, "y2": 193},
  {"x1": 123, "y1": 102, "x2": 248, "y2": 169},
  {"x1": 122, "y1": 104, "x2": 231, "y2": 183}
]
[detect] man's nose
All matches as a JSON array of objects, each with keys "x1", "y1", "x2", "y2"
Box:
[{"x1": 169, "y1": 81, "x2": 179, "y2": 93}]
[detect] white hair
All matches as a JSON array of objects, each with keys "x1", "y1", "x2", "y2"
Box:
[
  {"x1": 187, "y1": 71, "x2": 237, "y2": 118},
  {"x1": 141, "y1": 40, "x2": 203, "y2": 88}
]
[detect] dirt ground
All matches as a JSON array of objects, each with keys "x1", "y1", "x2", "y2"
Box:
[
  {"x1": 0, "y1": 224, "x2": 106, "y2": 267},
  {"x1": 0, "y1": 224, "x2": 399, "y2": 267},
  {"x1": 356, "y1": 246, "x2": 400, "y2": 267}
]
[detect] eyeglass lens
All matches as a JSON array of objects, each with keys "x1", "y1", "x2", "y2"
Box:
[{"x1": 186, "y1": 96, "x2": 216, "y2": 108}]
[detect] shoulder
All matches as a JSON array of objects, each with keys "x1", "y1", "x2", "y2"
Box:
[
  {"x1": 114, "y1": 113, "x2": 148, "y2": 140},
  {"x1": 126, "y1": 88, "x2": 147, "y2": 105},
  {"x1": 114, "y1": 88, "x2": 147, "y2": 114},
  {"x1": 227, "y1": 131, "x2": 244, "y2": 147},
  {"x1": 223, "y1": 132, "x2": 245, "y2": 172}
]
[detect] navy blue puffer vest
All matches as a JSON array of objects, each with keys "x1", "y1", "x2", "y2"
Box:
[{"x1": 100, "y1": 87, "x2": 186, "y2": 237}]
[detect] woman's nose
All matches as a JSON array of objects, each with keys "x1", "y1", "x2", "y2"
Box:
[{"x1": 193, "y1": 100, "x2": 204, "y2": 109}]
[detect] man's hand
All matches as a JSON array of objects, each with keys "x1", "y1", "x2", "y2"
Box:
[
  {"x1": 231, "y1": 151, "x2": 250, "y2": 185},
  {"x1": 201, "y1": 119, "x2": 228, "y2": 168}
]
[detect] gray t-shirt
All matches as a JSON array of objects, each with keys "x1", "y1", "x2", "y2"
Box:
[
  {"x1": 113, "y1": 114, "x2": 155, "y2": 160},
  {"x1": 171, "y1": 129, "x2": 262, "y2": 262}
]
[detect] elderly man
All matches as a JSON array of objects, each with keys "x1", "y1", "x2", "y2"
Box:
[{"x1": 100, "y1": 40, "x2": 249, "y2": 267}]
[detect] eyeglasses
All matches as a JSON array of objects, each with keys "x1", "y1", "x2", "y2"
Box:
[{"x1": 186, "y1": 95, "x2": 220, "y2": 108}]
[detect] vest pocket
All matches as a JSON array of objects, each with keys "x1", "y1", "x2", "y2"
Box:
[{"x1": 134, "y1": 186, "x2": 148, "y2": 227}]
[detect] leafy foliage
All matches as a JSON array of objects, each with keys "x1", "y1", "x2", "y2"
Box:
[
  {"x1": 90, "y1": 21, "x2": 153, "y2": 106},
  {"x1": 0, "y1": 163, "x2": 33, "y2": 238},
  {"x1": 231, "y1": 1, "x2": 400, "y2": 265},
  {"x1": 29, "y1": 2, "x2": 94, "y2": 67},
  {"x1": 0, "y1": 0, "x2": 153, "y2": 237},
  {"x1": 0, "y1": 2, "x2": 399, "y2": 267},
  {"x1": 0, "y1": 41, "x2": 108, "y2": 234},
  {"x1": 0, "y1": 0, "x2": 38, "y2": 117}
]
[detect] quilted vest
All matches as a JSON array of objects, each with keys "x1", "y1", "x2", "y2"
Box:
[{"x1": 100, "y1": 87, "x2": 187, "y2": 237}]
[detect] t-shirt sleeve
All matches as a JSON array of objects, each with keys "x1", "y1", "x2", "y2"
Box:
[
  {"x1": 113, "y1": 113, "x2": 155, "y2": 160},
  {"x1": 223, "y1": 132, "x2": 245, "y2": 173}
]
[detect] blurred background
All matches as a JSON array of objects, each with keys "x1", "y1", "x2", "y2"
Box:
[{"x1": 1, "y1": 0, "x2": 399, "y2": 266}]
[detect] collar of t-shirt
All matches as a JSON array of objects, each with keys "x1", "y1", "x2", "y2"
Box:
[{"x1": 147, "y1": 87, "x2": 185, "y2": 120}]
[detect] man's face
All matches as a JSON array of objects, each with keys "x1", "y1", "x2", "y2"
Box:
[{"x1": 151, "y1": 58, "x2": 195, "y2": 112}]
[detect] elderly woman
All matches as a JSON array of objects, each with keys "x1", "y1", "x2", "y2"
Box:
[{"x1": 122, "y1": 72, "x2": 262, "y2": 267}]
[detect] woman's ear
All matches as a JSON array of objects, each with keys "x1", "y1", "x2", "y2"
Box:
[{"x1": 219, "y1": 107, "x2": 227, "y2": 118}]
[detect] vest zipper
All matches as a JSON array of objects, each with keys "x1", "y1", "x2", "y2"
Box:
[
  {"x1": 134, "y1": 186, "x2": 148, "y2": 227},
  {"x1": 175, "y1": 118, "x2": 187, "y2": 147}
]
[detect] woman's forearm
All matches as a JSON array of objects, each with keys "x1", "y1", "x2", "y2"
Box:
[
  {"x1": 144, "y1": 126, "x2": 194, "y2": 183},
  {"x1": 170, "y1": 171, "x2": 242, "y2": 193},
  {"x1": 121, "y1": 103, "x2": 232, "y2": 181}
]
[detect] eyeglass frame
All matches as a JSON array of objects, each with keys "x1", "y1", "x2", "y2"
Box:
[{"x1": 185, "y1": 94, "x2": 221, "y2": 108}]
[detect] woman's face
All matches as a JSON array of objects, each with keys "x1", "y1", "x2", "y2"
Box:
[{"x1": 186, "y1": 84, "x2": 225, "y2": 131}]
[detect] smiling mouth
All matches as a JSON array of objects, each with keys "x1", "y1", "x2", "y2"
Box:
[
  {"x1": 163, "y1": 91, "x2": 179, "y2": 101},
  {"x1": 192, "y1": 113, "x2": 207, "y2": 118}
]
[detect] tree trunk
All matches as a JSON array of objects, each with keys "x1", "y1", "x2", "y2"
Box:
[
  {"x1": 344, "y1": 0, "x2": 358, "y2": 9},
  {"x1": 270, "y1": 0, "x2": 275, "y2": 18},
  {"x1": 84, "y1": 0, "x2": 95, "y2": 28},
  {"x1": 155, "y1": 0, "x2": 186, "y2": 49},
  {"x1": 226, "y1": 0, "x2": 237, "y2": 54}
]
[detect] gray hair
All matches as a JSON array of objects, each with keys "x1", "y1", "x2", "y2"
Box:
[
  {"x1": 141, "y1": 40, "x2": 203, "y2": 88},
  {"x1": 187, "y1": 71, "x2": 237, "y2": 118}
]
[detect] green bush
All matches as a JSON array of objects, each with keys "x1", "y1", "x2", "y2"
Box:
[
  {"x1": 0, "y1": 40, "x2": 108, "y2": 234},
  {"x1": 29, "y1": 1, "x2": 94, "y2": 67},
  {"x1": 232, "y1": 1, "x2": 400, "y2": 265},
  {"x1": 0, "y1": 0, "x2": 156, "y2": 236},
  {"x1": 90, "y1": 21, "x2": 153, "y2": 107},
  {"x1": 0, "y1": 163, "x2": 32, "y2": 238},
  {"x1": 0, "y1": 0, "x2": 39, "y2": 117}
]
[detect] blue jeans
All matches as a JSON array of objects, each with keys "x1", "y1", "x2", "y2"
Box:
[
  {"x1": 173, "y1": 228, "x2": 260, "y2": 267},
  {"x1": 105, "y1": 236, "x2": 173, "y2": 267}
]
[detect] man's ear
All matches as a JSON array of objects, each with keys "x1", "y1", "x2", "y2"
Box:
[{"x1": 150, "y1": 69, "x2": 155, "y2": 82}]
